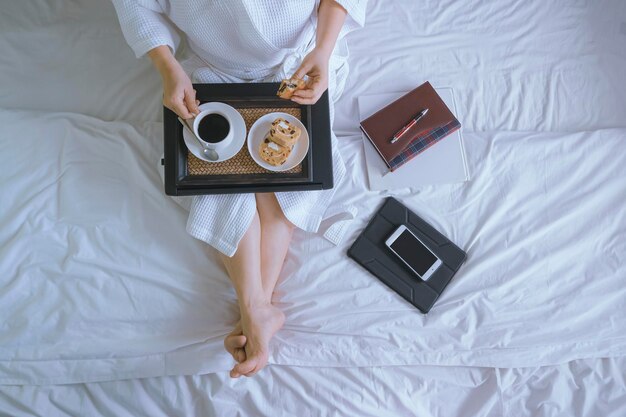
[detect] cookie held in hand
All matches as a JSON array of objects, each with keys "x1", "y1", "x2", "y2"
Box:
[
  {"x1": 259, "y1": 135, "x2": 291, "y2": 166},
  {"x1": 277, "y1": 77, "x2": 306, "y2": 99}
]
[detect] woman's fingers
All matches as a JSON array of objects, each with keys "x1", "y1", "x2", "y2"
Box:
[
  {"x1": 292, "y1": 61, "x2": 312, "y2": 81},
  {"x1": 164, "y1": 88, "x2": 199, "y2": 119},
  {"x1": 184, "y1": 88, "x2": 200, "y2": 116},
  {"x1": 166, "y1": 97, "x2": 193, "y2": 119},
  {"x1": 292, "y1": 88, "x2": 316, "y2": 99},
  {"x1": 291, "y1": 96, "x2": 316, "y2": 105},
  {"x1": 291, "y1": 79, "x2": 326, "y2": 105},
  {"x1": 291, "y1": 89, "x2": 322, "y2": 104}
]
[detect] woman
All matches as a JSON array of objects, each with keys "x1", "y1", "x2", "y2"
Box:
[{"x1": 111, "y1": 0, "x2": 366, "y2": 378}]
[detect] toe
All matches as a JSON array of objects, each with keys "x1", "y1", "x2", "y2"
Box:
[
  {"x1": 233, "y1": 357, "x2": 258, "y2": 376},
  {"x1": 231, "y1": 335, "x2": 247, "y2": 347},
  {"x1": 224, "y1": 335, "x2": 246, "y2": 352},
  {"x1": 235, "y1": 348, "x2": 246, "y2": 363},
  {"x1": 244, "y1": 355, "x2": 268, "y2": 377}
]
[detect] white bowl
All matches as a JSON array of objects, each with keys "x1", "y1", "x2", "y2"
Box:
[{"x1": 247, "y1": 112, "x2": 310, "y2": 172}]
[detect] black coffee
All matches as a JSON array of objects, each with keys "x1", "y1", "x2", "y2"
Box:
[{"x1": 197, "y1": 113, "x2": 230, "y2": 143}]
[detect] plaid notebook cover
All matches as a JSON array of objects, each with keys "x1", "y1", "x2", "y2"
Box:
[{"x1": 388, "y1": 119, "x2": 461, "y2": 171}]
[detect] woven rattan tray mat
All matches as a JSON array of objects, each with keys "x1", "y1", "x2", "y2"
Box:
[{"x1": 187, "y1": 107, "x2": 302, "y2": 176}]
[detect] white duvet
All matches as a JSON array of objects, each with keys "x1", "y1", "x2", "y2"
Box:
[
  {"x1": 1, "y1": 110, "x2": 625, "y2": 384},
  {"x1": 1, "y1": 0, "x2": 626, "y2": 414},
  {"x1": 2, "y1": 358, "x2": 626, "y2": 416}
]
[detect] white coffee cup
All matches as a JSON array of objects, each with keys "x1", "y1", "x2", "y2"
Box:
[{"x1": 192, "y1": 109, "x2": 234, "y2": 152}]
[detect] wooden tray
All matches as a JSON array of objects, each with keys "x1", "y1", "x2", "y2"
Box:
[{"x1": 163, "y1": 83, "x2": 333, "y2": 196}]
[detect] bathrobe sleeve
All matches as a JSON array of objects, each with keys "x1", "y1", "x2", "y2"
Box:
[
  {"x1": 334, "y1": 0, "x2": 368, "y2": 33},
  {"x1": 110, "y1": 0, "x2": 178, "y2": 58}
]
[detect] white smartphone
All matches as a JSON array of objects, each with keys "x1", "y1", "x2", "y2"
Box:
[{"x1": 385, "y1": 225, "x2": 442, "y2": 281}]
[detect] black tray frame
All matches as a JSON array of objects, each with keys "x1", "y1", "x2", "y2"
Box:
[{"x1": 163, "y1": 83, "x2": 333, "y2": 196}]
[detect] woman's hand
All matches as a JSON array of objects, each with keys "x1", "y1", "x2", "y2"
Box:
[
  {"x1": 290, "y1": 47, "x2": 331, "y2": 105},
  {"x1": 160, "y1": 62, "x2": 200, "y2": 119},
  {"x1": 148, "y1": 46, "x2": 200, "y2": 119},
  {"x1": 291, "y1": 0, "x2": 347, "y2": 105}
]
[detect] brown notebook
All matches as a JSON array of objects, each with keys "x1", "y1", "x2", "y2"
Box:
[{"x1": 360, "y1": 81, "x2": 461, "y2": 171}]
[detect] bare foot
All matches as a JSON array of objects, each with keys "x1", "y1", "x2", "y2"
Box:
[
  {"x1": 224, "y1": 321, "x2": 247, "y2": 363},
  {"x1": 230, "y1": 303, "x2": 284, "y2": 378}
]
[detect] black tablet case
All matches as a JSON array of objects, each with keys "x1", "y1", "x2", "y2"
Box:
[{"x1": 347, "y1": 197, "x2": 466, "y2": 313}]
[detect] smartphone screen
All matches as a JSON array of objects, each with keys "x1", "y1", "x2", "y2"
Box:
[{"x1": 390, "y1": 230, "x2": 438, "y2": 277}]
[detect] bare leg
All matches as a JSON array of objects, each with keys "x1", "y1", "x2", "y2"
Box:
[
  {"x1": 220, "y1": 210, "x2": 285, "y2": 378},
  {"x1": 255, "y1": 192, "x2": 295, "y2": 300},
  {"x1": 224, "y1": 193, "x2": 294, "y2": 367}
]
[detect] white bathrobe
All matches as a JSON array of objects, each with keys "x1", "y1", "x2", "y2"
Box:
[{"x1": 111, "y1": 0, "x2": 366, "y2": 256}]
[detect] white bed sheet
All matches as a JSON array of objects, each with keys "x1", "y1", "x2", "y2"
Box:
[
  {"x1": 0, "y1": 0, "x2": 163, "y2": 123},
  {"x1": 2, "y1": 358, "x2": 626, "y2": 417},
  {"x1": 334, "y1": 0, "x2": 626, "y2": 135},
  {"x1": 1, "y1": 0, "x2": 626, "y2": 414},
  {"x1": 2, "y1": 110, "x2": 626, "y2": 384}
]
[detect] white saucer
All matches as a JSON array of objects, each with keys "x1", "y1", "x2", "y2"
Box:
[
  {"x1": 247, "y1": 112, "x2": 310, "y2": 172},
  {"x1": 182, "y1": 102, "x2": 246, "y2": 163}
]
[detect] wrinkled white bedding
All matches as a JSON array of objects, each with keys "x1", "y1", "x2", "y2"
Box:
[
  {"x1": 2, "y1": 110, "x2": 625, "y2": 385},
  {"x1": 2, "y1": 358, "x2": 626, "y2": 417},
  {"x1": 1, "y1": 0, "x2": 626, "y2": 414}
]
